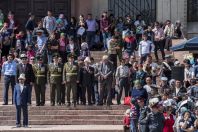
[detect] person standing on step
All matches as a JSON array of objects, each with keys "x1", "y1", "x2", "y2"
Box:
[
  {"x1": 107, "y1": 35, "x2": 120, "y2": 70},
  {"x1": 115, "y1": 58, "x2": 130, "y2": 105},
  {"x1": 78, "y1": 57, "x2": 94, "y2": 105},
  {"x1": 1, "y1": 53, "x2": 17, "y2": 105},
  {"x1": 16, "y1": 53, "x2": 35, "y2": 105},
  {"x1": 58, "y1": 56, "x2": 66, "y2": 105},
  {"x1": 14, "y1": 74, "x2": 29, "y2": 128},
  {"x1": 98, "y1": 55, "x2": 114, "y2": 106},
  {"x1": 152, "y1": 21, "x2": 165, "y2": 61},
  {"x1": 48, "y1": 53, "x2": 63, "y2": 106},
  {"x1": 32, "y1": 55, "x2": 47, "y2": 106},
  {"x1": 63, "y1": 54, "x2": 79, "y2": 107}
]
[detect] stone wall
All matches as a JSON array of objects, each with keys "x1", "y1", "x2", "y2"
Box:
[
  {"x1": 71, "y1": 0, "x2": 108, "y2": 19},
  {"x1": 157, "y1": 0, "x2": 187, "y2": 33}
]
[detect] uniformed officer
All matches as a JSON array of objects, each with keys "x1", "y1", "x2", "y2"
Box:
[
  {"x1": 48, "y1": 53, "x2": 63, "y2": 106},
  {"x1": 63, "y1": 54, "x2": 79, "y2": 107},
  {"x1": 32, "y1": 56, "x2": 47, "y2": 106}
]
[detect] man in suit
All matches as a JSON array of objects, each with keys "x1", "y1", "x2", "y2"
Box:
[
  {"x1": 78, "y1": 57, "x2": 94, "y2": 105},
  {"x1": 48, "y1": 53, "x2": 63, "y2": 106},
  {"x1": 14, "y1": 74, "x2": 29, "y2": 128},
  {"x1": 32, "y1": 55, "x2": 47, "y2": 106},
  {"x1": 16, "y1": 53, "x2": 35, "y2": 105},
  {"x1": 98, "y1": 55, "x2": 114, "y2": 106}
]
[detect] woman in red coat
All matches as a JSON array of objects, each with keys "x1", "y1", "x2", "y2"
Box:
[{"x1": 163, "y1": 106, "x2": 175, "y2": 132}]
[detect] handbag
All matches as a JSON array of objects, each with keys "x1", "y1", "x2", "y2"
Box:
[{"x1": 124, "y1": 96, "x2": 131, "y2": 106}]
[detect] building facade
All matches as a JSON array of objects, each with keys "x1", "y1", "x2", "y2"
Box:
[{"x1": 0, "y1": 0, "x2": 197, "y2": 38}]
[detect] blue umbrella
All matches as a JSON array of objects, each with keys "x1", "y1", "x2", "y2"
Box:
[{"x1": 170, "y1": 37, "x2": 198, "y2": 51}]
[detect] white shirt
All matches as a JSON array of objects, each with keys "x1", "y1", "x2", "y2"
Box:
[
  {"x1": 138, "y1": 40, "x2": 154, "y2": 56},
  {"x1": 184, "y1": 67, "x2": 193, "y2": 81},
  {"x1": 19, "y1": 84, "x2": 24, "y2": 92},
  {"x1": 115, "y1": 65, "x2": 130, "y2": 78}
]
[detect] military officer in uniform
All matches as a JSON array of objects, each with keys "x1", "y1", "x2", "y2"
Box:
[
  {"x1": 32, "y1": 56, "x2": 47, "y2": 106},
  {"x1": 63, "y1": 54, "x2": 79, "y2": 107},
  {"x1": 48, "y1": 54, "x2": 63, "y2": 106}
]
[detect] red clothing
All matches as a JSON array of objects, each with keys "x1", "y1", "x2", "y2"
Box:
[
  {"x1": 27, "y1": 50, "x2": 36, "y2": 60},
  {"x1": 100, "y1": 18, "x2": 109, "y2": 32},
  {"x1": 123, "y1": 116, "x2": 130, "y2": 126},
  {"x1": 163, "y1": 113, "x2": 174, "y2": 132},
  {"x1": 124, "y1": 36, "x2": 136, "y2": 43}
]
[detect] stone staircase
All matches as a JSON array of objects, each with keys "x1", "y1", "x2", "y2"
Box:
[{"x1": 0, "y1": 64, "x2": 129, "y2": 132}]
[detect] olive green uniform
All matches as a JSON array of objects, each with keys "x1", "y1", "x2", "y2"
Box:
[
  {"x1": 63, "y1": 62, "x2": 78, "y2": 105},
  {"x1": 32, "y1": 63, "x2": 47, "y2": 106},
  {"x1": 48, "y1": 63, "x2": 63, "y2": 105}
]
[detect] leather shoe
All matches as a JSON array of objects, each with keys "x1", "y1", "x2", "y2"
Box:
[
  {"x1": 23, "y1": 125, "x2": 29, "y2": 128},
  {"x1": 16, "y1": 124, "x2": 21, "y2": 128},
  {"x1": 2, "y1": 103, "x2": 8, "y2": 105},
  {"x1": 67, "y1": 103, "x2": 71, "y2": 107}
]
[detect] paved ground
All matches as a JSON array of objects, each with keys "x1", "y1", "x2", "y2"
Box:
[{"x1": 0, "y1": 125, "x2": 123, "y2": 131}]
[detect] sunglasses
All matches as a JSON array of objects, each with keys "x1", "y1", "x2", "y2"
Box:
[
  {"x1": 30, "y1": 58, "x2": 35, "y2": 60},
  {"x1": 22, "y1": 58, "x2": 27, "y2": 60}
]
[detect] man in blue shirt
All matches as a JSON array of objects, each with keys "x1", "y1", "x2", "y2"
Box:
[{"x1": 1, "y1": 53, "x2": 17, "y2": 105}]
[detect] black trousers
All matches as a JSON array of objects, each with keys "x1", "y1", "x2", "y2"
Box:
[
  {"x1": 108, "y1": 54, "x2": 117, "y2": 70},
  {"x1": 81, "y1": 85, "x2": 92, "y2": 104},
  {"x1": 16, "y1": 105, "x2": 28, "y2": 126},
  {"x1": 154, "y1": 40, "x2": 165, "y2": 61}
]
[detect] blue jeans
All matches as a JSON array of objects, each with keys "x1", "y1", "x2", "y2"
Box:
[
  {"x1": 94, "y1": 81, "x2": 99, "y2": 104},
  {"x1": 16, "y1": 105, "x2": 28, "y2": 126},
  {"x1": 130, "y1": 119, "x2": 137, "y2": 132},
  {"x1": 102, "y1": 32, "x2": 111, "y2": 50},
  {"x1": 47, "y1": 54, "x2": 52, "y2": 64},
  {"x1": 3, "y1": 75, "x2": 16, "y2": 104}
]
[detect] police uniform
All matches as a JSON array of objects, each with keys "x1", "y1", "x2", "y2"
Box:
[
  {"x1": 63, "y1": 54, "x2": 78, "y2": 106},
  {"x1": 48, "y1": 54, "x2": 63, "y2": 106},
  {"x1": 32, "y1": 56, "x2": 47, "y2": 106}
]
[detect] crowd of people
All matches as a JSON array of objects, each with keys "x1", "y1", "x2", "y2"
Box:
[{"x1": 0, "y1": 9, "x2": 198, "y2": 131}]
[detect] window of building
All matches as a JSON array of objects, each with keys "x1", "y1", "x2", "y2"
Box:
[{"x1": 188, "y1": 0, "x2": 198, "y2": 22}]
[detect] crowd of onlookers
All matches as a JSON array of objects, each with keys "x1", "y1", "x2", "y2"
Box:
[{"x1": 1, "y1": 9, "x2": 198, "y2": 131}]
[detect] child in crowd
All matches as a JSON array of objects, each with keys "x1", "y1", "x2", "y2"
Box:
[
  {"x1": 80, "y1": 38, "x2": 90, "y2": 60},
  {"x1": 130, "y1": 98, "x2": 138, "y2": 132},
  {"x1": 123, "y1": 109, "x2": 130, "y2": 132}
]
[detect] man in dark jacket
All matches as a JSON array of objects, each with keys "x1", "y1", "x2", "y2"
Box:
[
  {"x1": 78, "y1": 57, "x2": 94, "y2": 105},
  {"x1": 16, "y1": 53, "x2": 35, "y2": 105},
  {"x1": 139, "y1": 98, "x2": 165, "y2": 132}
]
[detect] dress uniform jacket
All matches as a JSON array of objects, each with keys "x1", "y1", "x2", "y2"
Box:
[
  {"x1": 63, "y1": 62, "x2": 78, "y2": 82},
  {"x1": 32, "y1": 63, "x2": 47, "y2": 85},
  {"x1": 48, "y1": 63, "x2": 63, "y2": 84}
]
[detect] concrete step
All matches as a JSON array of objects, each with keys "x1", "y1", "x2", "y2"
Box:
[
  {"x1": 0, "y1": 105, "x2": 128, "y2": 110},
  {"x1": 0, "y1": 110, "x2": 125, "y2": 116},
  {"x1": 0, "y1": 125, "x2": 123, "y2": 132},
  {"x1": 0, "y1": 115, "x2": 123, "y2": 120},
  {"x1": 0, "y1": 120, "x2": 122, "y2": 125}
]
